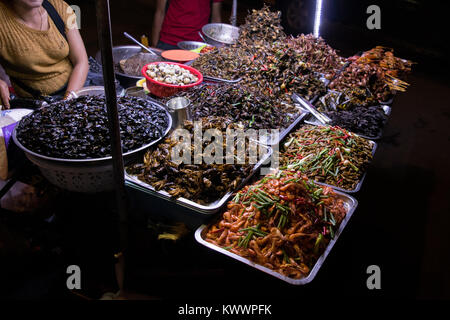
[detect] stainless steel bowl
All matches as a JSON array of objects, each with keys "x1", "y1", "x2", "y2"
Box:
[
  {"x1": 74, "y1": 86, "x2": 126, "y2": 98},
  {"x1": 75, "y1": 86, "x2": 105, "y2": 97},
  {"x1": 12, "y1": 103, "x2": 172, "y2": 193},
  {"x1": 95, "y1": 45, "x2": 163, "y2": 89},
  {"x1": 201, "y1": 23, "x2": 239, "y2": 47},
  {"x1": 124, "y1": 86, "x2": 147, "y2": 99},
  {"x1": 177, "y1": 41, "x2": 210, "y2": 51}
]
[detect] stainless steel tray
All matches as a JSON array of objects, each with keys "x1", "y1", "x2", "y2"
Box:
[
  {"x1": 279, "y1": 123, "x2": 377, "y2": 193},
  {"x1": 258, "y1": 110, "x2": 308, "y2": 146},
  {"x1": 195, "y1": 190, "x2": 358, "y2": 285},
  {"x1": 260, "y1": 94, "x2": 318, "y2": 146},
  {"x1": 379, "y1": 96, "x2": 394, "y2": 106},
  {"x1": 125, "y1": 143, "x2": 273, "y2": 215},
  {"x1": 304, "y1": 105, "x2": 391, "y2": 140},
  {"x1": 304, "y1": 140, "x2": 377, "y2": 194}
]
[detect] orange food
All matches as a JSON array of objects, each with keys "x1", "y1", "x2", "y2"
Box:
[
  {"x1": 200, "y1": 46, "x2": 215, "y2": 54},
  {"x1": 161, "y1": 49, "x2": 200, "y2": 62},
  {"x1": 203, "y1": 170, "x2": 347, "y2": 279}
]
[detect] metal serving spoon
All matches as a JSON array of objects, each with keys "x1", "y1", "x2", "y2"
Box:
[
  {"x1": 123, "y1": 32, "x2": 159, "y2": 57},
  {"x1": 198, "y1": 31, "x2": 208, "y2": 43}
]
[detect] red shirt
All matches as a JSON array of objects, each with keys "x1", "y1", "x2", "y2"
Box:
[{"x1": 159, "y1": 0, "x2": 222, "y2": 45}]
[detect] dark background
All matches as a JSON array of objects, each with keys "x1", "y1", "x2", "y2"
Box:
[{"x1": 0, "y1": 0, "x2": 449, "y2": 302}]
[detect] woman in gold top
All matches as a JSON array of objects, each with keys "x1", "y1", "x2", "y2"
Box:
[{"x1": 0, "y1": 0, "x2": 89, "y2": 108}]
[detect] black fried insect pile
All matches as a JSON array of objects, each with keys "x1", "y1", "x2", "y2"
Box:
[
  {"x1": 325, "y1": 105, "x2": 387, "y2": 138},
  {"x1": 16, "y1": 95, "x2": 170, "y2": 159},
  {"x1": 127, "y1": 117, "x2": 255, "y2": 204},
  {"x1": 173, "y1": 84, "x2": 298, "y2": 130}
]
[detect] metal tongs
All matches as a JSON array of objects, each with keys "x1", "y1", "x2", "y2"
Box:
[
  {"x1": 8, "y1": 94, "x2": 53, "y2": 109},
  {"x1": 123, "y1": 32, "x2": 159, "y2": 57},
  {"x1": 202, "y1": 75, "x2": 242, "y2": 84},
  {"x1": 292, "y1": 93, "x2": 331, "y2": 125}
]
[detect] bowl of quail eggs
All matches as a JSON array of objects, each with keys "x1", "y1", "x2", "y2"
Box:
[{"x1": 142, "y1": 62, "x2": 203, "y2": 97}]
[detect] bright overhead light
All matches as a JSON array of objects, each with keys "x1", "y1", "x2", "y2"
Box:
[{"x1": 313, "y1": 0, "x2": 323, "y2": 38}]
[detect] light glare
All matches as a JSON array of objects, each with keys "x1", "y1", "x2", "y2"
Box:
[{"x1": 313, "y1": 0, "x2": 323, "y2": 38}]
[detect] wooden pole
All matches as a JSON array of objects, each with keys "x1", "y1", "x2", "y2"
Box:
[{"x1": 95, "y1": 0, "x2": 127, "y2": 292}]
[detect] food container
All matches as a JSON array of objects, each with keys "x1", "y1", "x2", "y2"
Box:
[
  {"x1": 278, "y1": 119, "x2": 377, "y2": 193},
  {"x1": 201, "y1": 23, "x2": 239, "y2": 47},
  {"x1": 177, "y1": 41, "x2": 210, "y2": 51},
  {"x1": 304, "y1": 105, "x2": 391, "y2": 140},
  {"x1": 12, "y1": 103, "x2": 172, "y2": 193},
  {"x1": 74, "y1": 86, "x2": 105, "y2": 97},
  {"x1": 313, "y1": 139, "x2": 376, "y2": 193},
  {"x1": 124, "y1": 144, "x2": 273, "y2": 228},
  {"x1": 95, "y1": 45, "x2": 164, "y2": 89},
  {"x1": 289, "y1": 139, "x2": 376, "y2": 194},
  {"x1": 74, "y1": 86, "x2": 126, "y2": 99},
  {"x1": 379, "y1": 96, "x2": 394, "y2": 106},
  {"x1": 195, "y1": 190, "x2": 358, "y2": 285},
  {"x1": 166, "y1": 97, "x2": 191, "y2": 129},
  {"x1": 177, "y1": 41, "x2": 214, "y2": 53},
  {"x1": 124, "y1": 86, "x2": 147, "y2": 99},
  {"x1": 260, "y1": 111, "x2": 308, "y2": 146},
  {"x1": 141, "y1": 62, "x2": 203, "y2": 98},
  {"x1": 251, "y1": 94, "x2": 317, "y2": 146}
]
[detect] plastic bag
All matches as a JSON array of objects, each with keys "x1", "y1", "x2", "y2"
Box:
[{"x1": 0, "y1": 108, "x2": 33, "y2": 180}]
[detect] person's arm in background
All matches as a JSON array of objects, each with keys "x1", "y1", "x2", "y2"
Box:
[
  {"x1": 64, "y1": 27, "x2": 89, "y2": 99},
  {"x1": 0, "y1": 80, "x2": 9, "y2": 109},
  {"x1": 211, "y1": 1, "x2": 222, "y2": 23},
  {"x1": 152, "y1": 0, "x2": 168, "y2": 47},
  {"x1": 0, "y1": 64, "x2": 10, "y2": 109}
]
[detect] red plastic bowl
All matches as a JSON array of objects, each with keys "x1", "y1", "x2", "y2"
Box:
[{"x1": 141, "y1": 62, "x2": 203, "y2": 98}]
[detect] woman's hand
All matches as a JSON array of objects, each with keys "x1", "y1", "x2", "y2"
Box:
[{"x1": 0, "y1": 79, "x2": 10, "y2": 109}]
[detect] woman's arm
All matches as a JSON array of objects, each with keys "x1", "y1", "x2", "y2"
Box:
[
  {"x1": 0, "y1": 64, "x2": 10, "y2": 109},
  {"x1": 211, "y1": 2, "x2": 222, "y2": 23},
  {"x1": 64, "y1": 27, "x2": 89, "y2": 98},
  {"x1": 0, "y1": 79, "x2": 9, "y2": 109},
  {"x1": 152, "y1": 0, "x2": 168, "y2": 47}
]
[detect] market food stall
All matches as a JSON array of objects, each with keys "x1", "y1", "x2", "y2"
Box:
[{"x1": 2, "y1": 1, "x2": 414, "y2": 297}]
